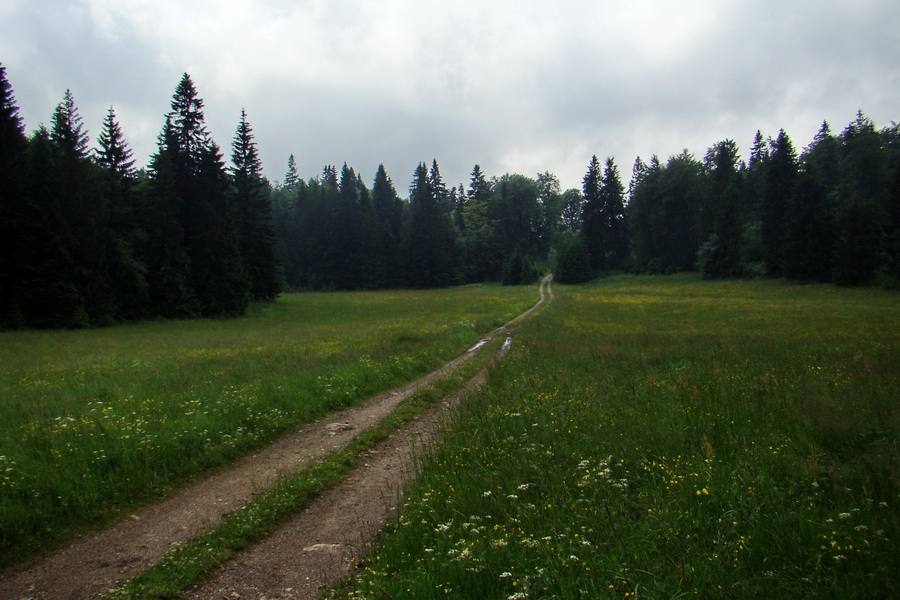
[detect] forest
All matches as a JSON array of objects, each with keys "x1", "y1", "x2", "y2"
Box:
[{"x1": 1, "y1": 62, "x2": 898, "y2": 329}]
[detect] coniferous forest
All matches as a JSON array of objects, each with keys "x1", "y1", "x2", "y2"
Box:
[{"x1": 1, "y1": 63, "x2": 898, "y2": 328}]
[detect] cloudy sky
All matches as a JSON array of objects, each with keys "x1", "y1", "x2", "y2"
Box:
[{"x1": 2, "y1": 0, "x2": 897, "y2": 191}]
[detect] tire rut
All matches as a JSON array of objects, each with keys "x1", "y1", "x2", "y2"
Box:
[{"x1": 0, "y1": 276, "x2": 552, "y2": 600}]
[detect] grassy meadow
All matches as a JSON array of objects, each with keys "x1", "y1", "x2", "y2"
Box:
[
  {"x1": 341, "y1": 275, "x2": 899, "y2": 599},
  {"x1": 0, "y1": 285, "x2": 536, "y2": 566}
]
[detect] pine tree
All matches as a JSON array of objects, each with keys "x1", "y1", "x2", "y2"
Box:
[
  {"x1": 14, "y1": 126, "x2": 88, "y2": 327},
  {"x1": 580, "y1": 155, "x2": 604, "y2": 270},
  {"x1": 188, "y1": 142, "x2": 249, "y2": 316},
  {"x1": 169, "y1": 74, "x2": 209, "y2": 163},
  {"x1": 0, "y1": 63, "x2": 28, "y2": 325},
  {"x1": 144, "y1": 117, "x2": 196, "y2": 317},
  {"x1": 95, "y1": 107, "x2": 136, "y2": 177},
  {"x1": 627, "y1": 155, "x2": 662, "y2": 271},
  {"x1": 881, "y1": 122, "x2": 900, "y2": 282},
  {"x1": 230, "y1": 110, "x2": 281, "y2": 300},
  {"x1": 698, "y1": 140, "x2": 743, "y2": 278},
  {"x1": 461, "y1": 164, "x2": 499, "y2": 281},
  {"x1": 95, "y1": 107, "x2": 150, "y2": 320},
  {"x1": 283, "y1": 154, "x2": 300, "y2": 189},
  {"x1": 599, "y1": 157, "x2": 628, "y2": 269},
  {"x1": 371, "y1": 164, "x2": 404, "y2": 287},
  {"x1": 49, "y1": 89, "x2": 110, "y2": 324},
  {"x1": 165, "y1": 75, "x2": 249, "y2": 316},
  {"x1": 403, "y1": 161, "x2": 458, "y2": 287},
  {"x1": 761, "y1": 130, "x2": 797, "y2": 276},
  {"x1": 782, "y1": 166, "x2": 833, "y2": 281},
  {"x1": 51, "y1": 90, "x2": 90, "y2": 158}
]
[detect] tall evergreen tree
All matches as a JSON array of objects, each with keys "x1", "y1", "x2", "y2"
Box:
[
  {"x1": 627, "y1": 155, "x2": 662, "y2": 271},
  {"x1": 580, "y1": 155, "x2": 604, "y2": 270},
  {"x1": 170, "y1": 75, "x2": 249, "y2": 315},
  {"x1": 881, "y1": 122, "x2": 900, "y2": 282},
  {"x1": 95, "y1": 107, "x2": 150, "y2": 320},
  {"x1": 403, "y1": 161, "x2": 458, "y2": 287},
  {"x1": 49, "y1": 89, "x2": 112, "y2": 324},
  {"x1": 698, "y1": 140, "x2": 743, "y2": 278},
  {"x1": 15, "y1": 124, "x2": 90, "y2": 327},
  {"x1": 230, "y1": 109, "x2": 281, "y2": 300},
  {"x1": 144, "y1": 117, "x2": 197, "y2": 317},
  {"x1": 761, "y1": 130, "x2": 797, "y2": 276},
  {"x1": 0, "y1": 64, "x2": 28, "y2": 326},
  {"x1": 283, "y1": 154, "x2": 300, "y2": 189},
  {"x1": 187, "y1": 141, "x2": 249, "y2": 316},
  {"x1": 461, "y1": 164, "x2": 499, "y2": 281},
  {"x1": 782, "y1": 166, "x2": 833, "y2": 281},
  {"x1": 371, "y1": 164, "x2": 404, "y2": 287},
  {"x1": 599, "y1": 157, "x2": 628, "y2": 269}
]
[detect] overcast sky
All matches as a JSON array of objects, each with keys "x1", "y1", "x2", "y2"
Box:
[{"x1": 2, "y1": 0, "x2": 897, "y2": 191}]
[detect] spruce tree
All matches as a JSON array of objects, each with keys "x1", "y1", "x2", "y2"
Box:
[
  {"x1": 49, "y1": 89, "x2": 110, "y2": 324},
  {"x1": 96, "y1": 107, "x2": 136, "y2": 177},
  {"x1": 461, "y1": 164, "x2": 499, "y2": 281},
  {"x1": 599, "y1": 157, "x2": 628, "y2": 269},
  {"x1": 230, "y1": 110, "x2": 281, "y2": 300},
  {"x1": 14, "y1": 126, "x2": 88, "y2": 327},
  {"x1": 403, "y1": 161, "x2": 458, "y2": 287},
  {"x1": 144, "y1": 117, "x2": 196, "y2": 317},
  {"x1": 782, "y1": 166, "x2": 833, "y2": 281},
  {"x1": 95, "y1": 107, "x2": 150, "y2": 320},
  {"x1": 761, "y1": 130, "x2": 797, "y2": 276},
  {"x1": 580, "y1": 155, "x2": 604, "y2": 270},
  {"x1": 627, "y1": 156, "x2": 662, "y2": 271},
  {"x1": 189, "y1": 142, "x2": 249, "y2": 316},
  {"x1": 0, "y1": 64, "x2": 28, "y2": 326},
  {"x1": 371, "y1": 164, "x2": 404, "y2": 287},
  {"x1": 165, "y1": 74, "x2": 249, "y2": 316},
  {"x1": 699, "y1": 140, "x2": 743, "y2": 278},
  {"x1": 283, "y1": 154, "x2": 300, "y2": 189}
]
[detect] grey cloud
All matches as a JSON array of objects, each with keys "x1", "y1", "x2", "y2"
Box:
[{"x1": 2, "y1": 0, "x2": 897, "y2": 191}]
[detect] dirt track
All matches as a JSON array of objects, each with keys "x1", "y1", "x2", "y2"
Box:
[{"x1": 0, "y1": 276, "x2": 552, "y2": 600}]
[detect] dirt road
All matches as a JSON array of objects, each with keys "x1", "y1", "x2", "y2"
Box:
[{"x1": 0, "y1": 276, "x2": 552, "y2": 600}]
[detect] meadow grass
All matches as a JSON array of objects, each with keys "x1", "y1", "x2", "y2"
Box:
[
  {"x1": 0, "y1": 285, "x2": 535, "y2": 566},
  {"x1": 340, "y1": 275, "x2": 899, "y2": 599},
  {"x1": 103, "y1": 335, "x2": 508, "y2": 600}
]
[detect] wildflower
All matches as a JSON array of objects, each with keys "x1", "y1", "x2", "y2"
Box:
[
  {"x1": 838, "y1": 512, "x2": 852, "y2": 519},
  {"x1": 499, "y1": 571, "x2": 513, "y2": 579}
]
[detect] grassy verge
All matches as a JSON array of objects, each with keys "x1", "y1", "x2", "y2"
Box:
[
  {"x1": 103, "y1": 335, "x2": 507, "y2": 600},
  {"x1": 340, "y1": 275, "x2": 899, "y2": 599},
  {"x1": 0, "y1": 285, "x2": 535, "y2": 566}
]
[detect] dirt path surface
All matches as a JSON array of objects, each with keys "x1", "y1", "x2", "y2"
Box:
[{"x1": 0, "y1": 276, "x2": 552, "y2": 600}]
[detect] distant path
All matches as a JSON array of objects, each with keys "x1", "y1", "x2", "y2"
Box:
[{"x1": 0, "y1": 276, "x2": 553, "y2": 600}]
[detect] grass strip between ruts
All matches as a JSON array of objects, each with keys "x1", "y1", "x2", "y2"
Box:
[{"x1": 102, "y1": 335, "x2": 507, "y2": 600}]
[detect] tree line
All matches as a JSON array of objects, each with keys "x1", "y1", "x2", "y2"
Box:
[
  {"x1": 616, "y1": 115, "x2": 900, "y2": 286},
  {"x1": 270, "y1": 161, "x2": 562, "y2": 291},
  {"x1": 2, "y1": 61, "x2": 897, "y2": 328},
  {"x1": 0, "y1": 66, "x2": 280, "y2": 328}
]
